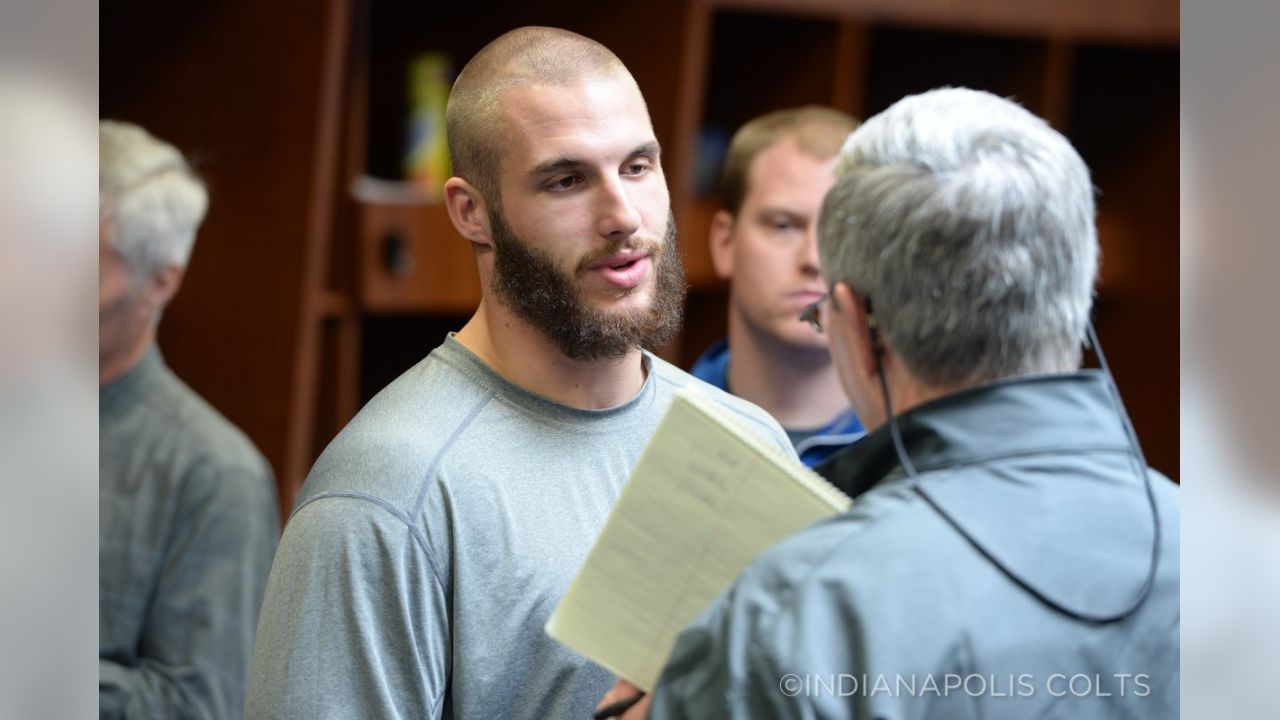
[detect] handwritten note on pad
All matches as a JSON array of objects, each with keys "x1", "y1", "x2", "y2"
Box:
[{"x1": 546, "y1": 388, "x2": 852, "y2": 691}]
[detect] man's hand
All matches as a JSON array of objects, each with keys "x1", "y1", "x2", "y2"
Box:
[{"x1": 594, "y1": 679, "x2": 651, "y2": 719}]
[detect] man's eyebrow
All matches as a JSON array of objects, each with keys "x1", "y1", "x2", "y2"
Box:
[
  {"x1": 530, "y1": 156, "x2": 587, "y2": 177},
  {"x1": 757, "y1": 207, "x2": 810, "y2": 219},
  {"x1": 629, "y1": 141, "x2": 661, "y2": 159},
  {"x1": 528, "y1": 142, "x2": 662, "y2": 178},
  {"x1": 752, "y1": 206, "x2": 814, "y2": 222}
]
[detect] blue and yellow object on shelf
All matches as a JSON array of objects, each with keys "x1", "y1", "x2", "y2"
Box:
[{"x1": 404, "y1": 52, "x2": 452, "y2": 200}]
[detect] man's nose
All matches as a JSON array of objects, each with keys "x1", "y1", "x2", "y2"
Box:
[
  {"x1": 800, "y1": 226, "x2": 821, "y2": 276},
  {"x1": 595, "y1": 175, "x2": 642, "y2": 241}
]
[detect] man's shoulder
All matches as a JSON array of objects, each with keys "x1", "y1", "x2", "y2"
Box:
[
  {"x1": 710, "y1": 478, "x2": 975, "y2": 650},
  {"x1": 96, "y1": 365, "x2": 277, "y2": 527},
  {"x1": 340, "y1": 345, "x2": 492, "y2": 433},
  {"x1": 687, "y1": 338, "x2": 729, "y2": 389},
  {"x1": 137, "y1": 365, "x2": 273, "y2": 483},
  {"x1": 735, "y1": 457, "x2": 1184, "y2": 629},
  {"x1": 297, "y1": 348, "x2": 499, "y2": 506},
  {"x1": 745, "y1": 480, "x2": 923, "y2": 582},
  {"x1": 653, "y1": 489, "x2": 931, "y2": 711}
]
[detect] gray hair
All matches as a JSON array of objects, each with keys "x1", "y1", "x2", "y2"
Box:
[
  {"x1": 819, "y1": 87, "x2": 1098, "y2": 387},
  {"x1": 99, "y1": 120, "x2": 207, "y2": 276}
]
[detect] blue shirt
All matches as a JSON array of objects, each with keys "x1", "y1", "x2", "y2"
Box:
[{"x1": 689, "y1": 338, "x2": 864, "y2": 467}]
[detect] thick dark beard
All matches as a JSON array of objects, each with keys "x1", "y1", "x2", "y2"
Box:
[{"x1": 489, "y1": 208, "x2": 687, "y2": 361}]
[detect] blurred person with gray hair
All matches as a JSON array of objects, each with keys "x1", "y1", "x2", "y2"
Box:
[
  {"x1": 98, "y1": 120, "x2": 279, "y2": 719},
  {"x1": 599, "y1": 87, "x2": 1180, "y2": 719}
]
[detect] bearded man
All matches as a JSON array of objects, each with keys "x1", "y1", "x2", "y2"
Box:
[{"x1": 246, "y1": 26, "x2": 792, "y2": 720}]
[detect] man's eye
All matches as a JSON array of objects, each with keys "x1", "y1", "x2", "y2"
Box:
[
  {"x1": 548, "y1": 175, "x2": 582, "y2": 191},
  {"x1": 623, "y1": 161, "x2": 651, "y2": 177}
]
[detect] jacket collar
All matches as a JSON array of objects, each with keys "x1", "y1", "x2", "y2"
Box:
[
  {"x1": 817, "y1": 371, "x2": 1165, "y2": 619},
  {"x1": 99, "y1": 345, "x2": 165, "y2": 420},
  {"x1": 818, "y1": 371, "x2": 1130, "y2": 497}
]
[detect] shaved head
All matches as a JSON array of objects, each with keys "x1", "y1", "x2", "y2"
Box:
[{"x1": 446, "y1": 26, "x2": 639, "y2": 203}]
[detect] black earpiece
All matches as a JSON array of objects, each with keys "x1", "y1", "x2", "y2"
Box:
[
  {"x1": 873, "y1": 317, "x2": 1160, "y2": 624},
  {"x1": 864, "y1": 297, "x2": 884, "y2": 359}
]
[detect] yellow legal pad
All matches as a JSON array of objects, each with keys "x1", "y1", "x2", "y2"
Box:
[{"x1": 546, "y1": 388, "x2": 853, "y2": 691}]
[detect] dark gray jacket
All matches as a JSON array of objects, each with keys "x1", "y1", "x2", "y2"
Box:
[{"x1": 648, "y1": 372, "x2": 1180, "y2": 719}]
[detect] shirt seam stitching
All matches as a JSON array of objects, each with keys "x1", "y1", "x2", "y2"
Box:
[
  {"x1": 411, "y1": 392, "x2": 494, "y2": 520},
  {"x1": 291, "y1": 492, "x2": 447, "y2": 593}
]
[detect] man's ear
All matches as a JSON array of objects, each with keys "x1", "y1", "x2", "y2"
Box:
[
  {"x1": 444, "y1": 177, "x2": 492, "y2": 249},
  {"x1": 708, "y1": 209, "x2": 735, "y2": 281},
  {"x1": 147, "y1": 265, "x2": 185, "y2": 311},
  {"x1": 833, "y1": 282, "x2": 880, "y2": 385}
]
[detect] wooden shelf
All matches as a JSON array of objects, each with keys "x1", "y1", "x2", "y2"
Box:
[
  {"x1": 707, "y1": 0, "x2": 1178, "y2": 44},
  {"x1": 703, "y1": 11, "x2": 844, "y2": 132},
  {"x1": 863, "y1": 25, "x2": 1049, "y2": 116},
  {"x1": 678, "y1": 197, "x2": 722, "y2": 289},
  {"x1": 318, "y1": 292, "x2": 354, "y2": 318},
  {"x1": 355, "y1": 195, "x2": 479, "y2": 314}
]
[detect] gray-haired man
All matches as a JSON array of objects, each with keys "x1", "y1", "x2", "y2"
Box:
[
  {"x1": 98, "y1": 121, "x2": 279, "y2": 719},
  {"x1": 600, "y1": 87, "x2": 1180, "y2": 719}
]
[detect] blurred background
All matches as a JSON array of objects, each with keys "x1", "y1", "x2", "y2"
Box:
[{"x1": 101, "y1": 0, "x2": 1179, "y2": 516}]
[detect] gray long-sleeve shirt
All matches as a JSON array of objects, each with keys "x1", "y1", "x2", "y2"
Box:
[
  {"x1": 99, "y1": 348, "x2": 279, "y2": 719},
  {"x1": 246, "y1": 336, "x2": 793, "y2": 720}
]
